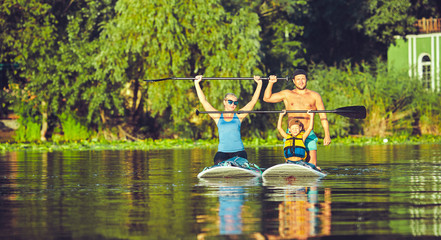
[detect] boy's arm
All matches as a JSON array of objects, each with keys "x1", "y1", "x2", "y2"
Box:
[
  {"x1": 277, "y1": 111, "x2": 290, "y2": 139},
  {"x1": 303, "y1": 111, "x2": 314, "y2": 142}
]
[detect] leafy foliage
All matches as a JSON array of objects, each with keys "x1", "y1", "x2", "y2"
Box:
[
  {"x1": 57, "y1": 112, "x2": 93, "y2": 141},
  {"x1": 13, "y1": 101, "x2": 42, "y2": 142},
  {"x1": 1, "y1": 0, "x2": 440, "y2": 142},
  {"x1": 308, "y1": 60, "x2": 440, "y2": 138},
  {"x1": 100, "y1": 0, "x2": 262, "y2": 138},
  {"x1": 0, "y1": 0, "x2": 59, "y2": 141},
  {"x1": 57, "y1": 0, "x2": 119, "y2": 126},
  {"x1": 303, "y1": 0, "x2": 416, "y2": 65}
]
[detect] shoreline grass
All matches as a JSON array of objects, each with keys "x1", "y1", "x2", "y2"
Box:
[{"x1": 1, "y1": 135, "x2": 440, "y2": 152}]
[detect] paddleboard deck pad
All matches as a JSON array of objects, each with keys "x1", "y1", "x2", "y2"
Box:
[
  {"x1": 262, "y1": 162, "x2": 327, "y2": 178},
  {"x1": 197, "y1": 157, "x2": 262, "y2": 178}
]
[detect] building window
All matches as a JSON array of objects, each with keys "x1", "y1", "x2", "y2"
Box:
[{"x1": 419, "y1": 54, "x2": 432, "y2": 89}]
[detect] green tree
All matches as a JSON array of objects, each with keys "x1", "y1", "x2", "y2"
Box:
[
  {"x1": 99, "y1": 0, "x2": 262, "y2": 139},
  {"x1": 256, "y1": 0, "x2": 308, "y2": 76},
  {"x1": 410, "y1": 0, "x2": 441, "y2": 18},
  {"x1": 0, "y1": 0, "x2": 59, "y2": 141},
  {"x1": 56, "y1": 0, "x2": 119, "y2": 137},
  {"x1": 215, "y1": 0, "x2": 309, "y2": 139},
  {"x1": 1, "y1": 1, "x2": 119, "y2": 141},
  {"x1": 307, "y1": 61, "x2": 441, "y2": 138},
  {"x1": 303, "y1": 0, "x2": 415, "y2": 65},
  {"x1": 221, "y1": 0, "x2": 308, "y2": 75},
  {"x1": 362, "y1": 0, "x2": 416, "y2": 45}
]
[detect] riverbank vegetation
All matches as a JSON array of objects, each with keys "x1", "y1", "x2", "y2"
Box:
[
  {"x1": 1, "y1": 135, "x2": 441, "y2": 152},
  {"x1": 1, "y1": 0, "x2": 440, "y2": 144}
]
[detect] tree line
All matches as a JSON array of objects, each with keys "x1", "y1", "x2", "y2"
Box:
[{"x1": 0, "y1": 0, "x2": 440, "y2": 142}]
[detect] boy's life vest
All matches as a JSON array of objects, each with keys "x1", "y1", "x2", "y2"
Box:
[{"x1": 283, "y1": 131, "x2": 307, "y2": 160}]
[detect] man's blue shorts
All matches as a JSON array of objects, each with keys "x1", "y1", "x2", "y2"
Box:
[{"x1": 305, "y1": 130, "x2": 318, "y2": 151}]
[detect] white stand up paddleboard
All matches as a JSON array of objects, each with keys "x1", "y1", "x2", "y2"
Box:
[
  {"x1": 262, "y1": 163, "x2": 327, "y2": 178},
  {"x1": 197, "y1": 165, "x2": 262, "y2": 178},
  {"x1": 197, "y1": 157, "x2": 262, "y2": 178}
]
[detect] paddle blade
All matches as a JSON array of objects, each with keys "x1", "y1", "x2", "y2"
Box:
[{"x1": 335, "y1": 106, "x2": 366, "y2": 119}]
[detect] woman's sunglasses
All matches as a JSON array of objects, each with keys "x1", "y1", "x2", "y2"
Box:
[{"x1": 226, "y1": 99, "x2": 238, "y2": 105}]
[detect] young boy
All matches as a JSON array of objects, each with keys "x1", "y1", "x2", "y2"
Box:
[{"x1": 278, "y1": 110, "x2": 320, "y2": 170}]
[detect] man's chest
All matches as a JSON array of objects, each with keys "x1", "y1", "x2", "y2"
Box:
[{"x1": 285, "y1": 93, "x2": 316, "y2": 109}]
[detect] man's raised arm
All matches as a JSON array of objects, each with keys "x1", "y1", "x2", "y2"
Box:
[{"x1": 263, "y1": 75, "x2": 284, "y2": 103}]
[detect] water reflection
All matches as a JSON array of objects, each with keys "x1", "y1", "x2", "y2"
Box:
[
  {"x1": 259, "y1": 177, "x2": 331, "y2": 239},
  {"x1": 407, "y1": 175, "x2": 441, "y2": 237},
  {"x1": 197, "y1": 177, "x2": 260, "y2": 239},
  {"x1": 1, "y1": 144, "x2": 441, "y2": 239},
  {"x1": 219, "y1": 186, "x2": 244, "y2": 235},
  {"x1": 196, "y1": 176, "x2": 332, "y2": 239}
]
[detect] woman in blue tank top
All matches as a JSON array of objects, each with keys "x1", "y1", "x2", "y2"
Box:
[{"x1": 194, "y1": 75, "x2": 263, "y2": 165}]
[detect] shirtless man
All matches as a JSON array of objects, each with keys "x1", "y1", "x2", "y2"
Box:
[{"x1": 263, "y1": 69, "x2": 331, "y2": 167}]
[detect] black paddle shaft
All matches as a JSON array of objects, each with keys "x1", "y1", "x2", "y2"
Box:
[
  {"x1": 145, "y1": 76, "x2": 290, "y2": 82},
  {"x1": 196, "y1": 106, "x2": 367, "y2": 119}
]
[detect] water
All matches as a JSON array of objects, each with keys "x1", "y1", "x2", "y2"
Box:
[{"x1": 1, "y1": 144, "x2": 440, "y2": 239}]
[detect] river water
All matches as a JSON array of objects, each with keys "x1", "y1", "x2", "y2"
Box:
[{"x1": 0, "y1": 144, "x2": 440, "y2": 239}]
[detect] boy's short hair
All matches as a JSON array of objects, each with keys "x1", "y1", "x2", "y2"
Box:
[{"x1": 288, "y1": 118, "x2": 304, "y2": 129}]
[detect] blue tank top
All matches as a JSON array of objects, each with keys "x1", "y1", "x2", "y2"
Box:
[{"x1": 217, "y1": 113, "x2": 245, "y2": 152}]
